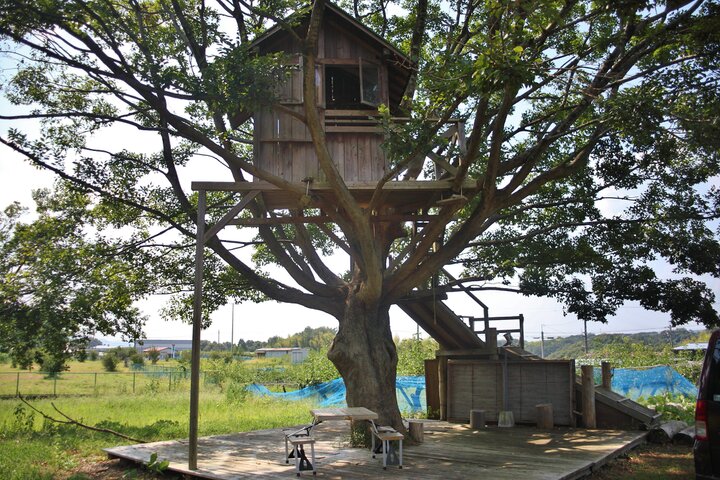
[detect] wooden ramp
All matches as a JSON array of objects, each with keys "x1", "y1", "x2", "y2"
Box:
[{"x1": 105, "y1": 421, "x2": 646, "y2": 480}]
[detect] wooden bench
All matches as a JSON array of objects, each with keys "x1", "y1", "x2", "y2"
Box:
[
  {"x1": 283, "y1": 424, "x2": 317, "y2": 476},
  {"x1": 288, "y1": 436, "x2": 317, "y2": 476},
  {"x1": 370, "y1": 422, "x2": 403, "y2": 469}
]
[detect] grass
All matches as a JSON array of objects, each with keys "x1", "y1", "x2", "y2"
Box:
[{"x1": 0, "y1": 390, "x2": 313, "y2": 479}]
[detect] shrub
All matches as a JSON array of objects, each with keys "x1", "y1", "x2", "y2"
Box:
[
  {"x1": 37, "y1": 353, "x2": 67, "y2": 378},
  {"x1": 130, "y1": 353, "x2": 145, "y2": 367},
  {"x1": 147, "y1": 349, "x2": 160, "y2": 365},
  {"x1": 102, "y1": 353, "x2": 119, "y2": 372},
  {"x1": 287, "y1": 350, "x2": 338, "y2": 387}
]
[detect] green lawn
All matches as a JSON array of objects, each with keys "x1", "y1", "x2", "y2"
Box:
[{"x1": 0, "y1": 386, "x2": 312, "y2": 479}]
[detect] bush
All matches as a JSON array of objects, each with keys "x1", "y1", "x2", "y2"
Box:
[
  {"x1": 286, "y1": 350, "x2": 338, "y2": 387},
  {"x1": 640, "y1": 393, "x2": 696, "y2": 424},
  {"x1": 130, "y1": 353, "x2": 145, "y2": 367},
  {"x1": 147, "y1": 349, "x2": 160, "y2": 365},
  {"x1": 102, "y1": 353, "x2": 119, "y2": 372},
  {"x1": 36, "y1": 353, "x2": 67, "y2": 378},
  {"x1": 396, "y1": 338, "x2": 438, "y2": 376}
]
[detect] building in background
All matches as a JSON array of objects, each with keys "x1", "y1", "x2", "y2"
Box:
[
  {"x1": 255, "y1": 347, "x2": 310, "y2": 364},
  {"x1": 133, "y1": 339, "x2": 192, "y2": 359}
]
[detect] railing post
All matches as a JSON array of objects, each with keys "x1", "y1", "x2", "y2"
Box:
[
  {"x1": 581, "y1": 365, "x2": 596, "y2": 428},
  {"x1": 94, "y1": 372, "x2": 98, "y2": 391},
  {"x1": 601, "y1": 361, "x2": 612, "y2": 390},
  {"x1": 53, "y1": 376, "x2": 57, "y2": 397},
  {"x1": 519, "y1": 314, "x2": 525, "y2": 349},
  {"x1": 16, "y1": 372, "x2": 20, "y2": 397}
]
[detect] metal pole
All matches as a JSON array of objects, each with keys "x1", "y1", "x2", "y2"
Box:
[
  {"x1": 16, "y1": 372, "x2": 20, "y2": 397},
  {"x1": 189, "y1": 190, "x2": 206, "y2": 471},
  {"x1": 231, "y1": 304, "x2": 235, "y2": 352},
  {"x1": 584, "y1": 319, "x2": 588, "y2": 354}
]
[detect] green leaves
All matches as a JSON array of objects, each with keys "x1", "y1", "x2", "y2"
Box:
[{"x1": 0, "y1": 186, "x2": 151, "y2": 368}]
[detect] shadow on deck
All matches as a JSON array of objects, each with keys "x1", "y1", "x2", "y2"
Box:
[{"x1": 104, "y1": 420, "x2": 647, "y2": 479}]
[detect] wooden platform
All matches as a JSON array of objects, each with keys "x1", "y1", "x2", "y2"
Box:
[{"x1": 105, "y1": 420, "x2": 647, "y2": 479}]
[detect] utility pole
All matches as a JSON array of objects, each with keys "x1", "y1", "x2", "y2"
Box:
[{"x1": 231, "y1": 303, "x2": 235, "y2": 351}]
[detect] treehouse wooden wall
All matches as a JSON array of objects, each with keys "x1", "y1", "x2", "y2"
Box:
[{"x1": 254, "y1": 13, "x2": 390, "y2": 185}]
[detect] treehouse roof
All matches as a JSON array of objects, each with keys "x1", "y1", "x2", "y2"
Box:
[{"x1": 250, "y1": 2, "x2": 414, "y2": 110}]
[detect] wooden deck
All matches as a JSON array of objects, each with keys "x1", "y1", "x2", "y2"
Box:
[{"x1": 105, "y1": 420, "x2": 647, "y2": 479}]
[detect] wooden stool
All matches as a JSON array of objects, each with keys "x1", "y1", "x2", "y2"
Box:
[
  {"x1": 470, "y1": 409, "x2": 486, "y2": 429},
  {"x1": 408, "y1": 419, "x2": 424, "y2": 443},
  {"x1": 536, "y1": 403, "x2": 554, "y2": 430}
]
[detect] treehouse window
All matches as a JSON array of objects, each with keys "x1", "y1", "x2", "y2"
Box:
[
  {"x1": 360, "y1": 58, "x2": 380, "y2": 106},
  {"x1": 325, "y1": 59, "x2": 380, "y2": 109}
]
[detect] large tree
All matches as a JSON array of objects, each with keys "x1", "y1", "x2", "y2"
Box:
[{"x1": 1, "y1": 0, "x2": 719, "y2": 430}]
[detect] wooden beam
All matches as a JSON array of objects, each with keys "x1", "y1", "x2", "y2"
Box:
[
  {"x1": 203, "y1": 191, "x2": 260, "y2": 243},
  {"x1": 227, "y1": 213, "x2": 439, "y2": 226},
  {"x1": 191, "y1": 179, "x2": 478, "y2": 192}
]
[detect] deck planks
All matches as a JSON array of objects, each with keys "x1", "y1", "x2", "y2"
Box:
[{"x1": 105, "y1": 420, "x2": 646, "y2": 479}]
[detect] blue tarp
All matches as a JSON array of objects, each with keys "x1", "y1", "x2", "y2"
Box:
[
  {"x1": 247, "y1": 366, "x2": 697, "y2": 411},
  {"x1": 609, "y1": 366, "x2": 697, "y2": 400},
  {"x1": 246, "y1": 376, "x2": 427, "y2": 413}
]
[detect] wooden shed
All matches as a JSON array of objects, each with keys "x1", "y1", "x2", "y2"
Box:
[{"x1": 251, "y1": 4, "x2": 412, "y2": 186}]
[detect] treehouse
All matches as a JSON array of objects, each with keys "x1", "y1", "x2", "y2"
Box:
[{"x1": 212, "y1": 3, "x2": 474, "y2": 213}]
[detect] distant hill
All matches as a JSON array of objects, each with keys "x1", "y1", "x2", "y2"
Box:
[{"x1": 524, "y1": 328, "x2": 707, "y2": 359}]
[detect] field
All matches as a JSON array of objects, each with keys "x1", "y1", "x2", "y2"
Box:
[
  {"x1": 0, "y1": 352, "x2": 700, "y2": 479},
  {"x1": 0, "y1": 359, "x2": 313, "y2": 479}
]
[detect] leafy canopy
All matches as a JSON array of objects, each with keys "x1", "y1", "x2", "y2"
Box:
[{"x1": 0, "y1": 0, "x2": 718, "y2": 361}]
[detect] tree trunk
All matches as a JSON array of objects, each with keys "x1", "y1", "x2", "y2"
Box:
[{"x1": 327, "y1": 293, "x2": 403, "y2": 430}]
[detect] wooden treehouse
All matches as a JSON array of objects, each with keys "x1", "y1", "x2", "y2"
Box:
[{"x1": 197, "y1": 3, "x2": 473, "y2": 216}]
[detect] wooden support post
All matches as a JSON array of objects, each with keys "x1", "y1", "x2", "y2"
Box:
[
  {"x1": 189, "y1": 189, "x2": 206, "y2": 471},
  {"x1": 470, "y1": 409, "x2": 486, "y2": 429},
  {"x1": 486, "y1": 327, "x2": 498, "y2": 359},
  {"x1": 581, "y1": 365, "x2": 596, "y2": 429},
  {"x1": 601, "y1": 361, "x2": 612, "y2": 390},
  {"x1": 438, "y1": 356, "x2": 448, "y2": 421},
  {"x1": 408, "y1": 420, "x2": 424, "y2": 443},
  {"x1": 536, "y1": 404, "x2": 553, "y2": 430}
]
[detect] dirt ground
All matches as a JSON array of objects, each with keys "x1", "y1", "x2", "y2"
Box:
[
  {"x1": 588, "y1": 442, "x2": 694, "y2": 479},
  {"x1": 60, "y1": 442, "x2": 694, "y2": 480}
]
